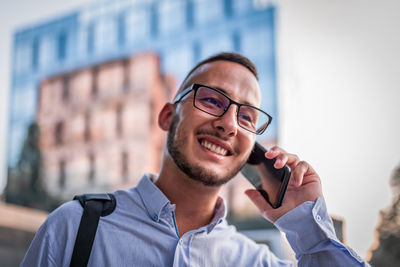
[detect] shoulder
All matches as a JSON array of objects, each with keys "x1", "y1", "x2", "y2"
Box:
[
  {"x1": 111, "y1": 187, "x2": 148, "y2": 215},
  {"x1": 46, "y1": 200, "x2": 83, "y2": 228},
  {"x1": 21, "y1": 200, "x2": 84, "y2": 266},
  {"x1": 46, "y1": 187, "x2": 143, "y2": 229},
  {"x1": 37, "y1": 200, "x2": 84, "y2": 248}
]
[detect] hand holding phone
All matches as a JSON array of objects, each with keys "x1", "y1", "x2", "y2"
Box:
[
  {"x1": 241, "y1": 142, "x2": 291, "y2": 209},
  {"x1": 244, "y1": 144, "x2": 323, "y2": 222}
]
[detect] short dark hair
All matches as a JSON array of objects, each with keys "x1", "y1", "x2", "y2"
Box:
[{"x1": 178, "y1": 52, "x2": 258, "y2": 92}]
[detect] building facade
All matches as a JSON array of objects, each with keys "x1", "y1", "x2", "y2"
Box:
[
  {"x1": 9, "y1": 0, "x2": 277, "y2": 168},
  {"x1": 37, "y1": 53, "x2": 171, "y2": 199}
]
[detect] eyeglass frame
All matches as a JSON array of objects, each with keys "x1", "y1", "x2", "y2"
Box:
[{"x1": 172, "y1": 83, "x2": 273, "y2": 135}]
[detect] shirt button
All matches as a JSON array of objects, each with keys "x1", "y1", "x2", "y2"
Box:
[
  {"x1": 316, "y1": 214, "x2": 322, "y2": 221},
  {"x1": 179, "y1": 239, "x2": 183, "y2": 245},
  {"x1": 153, "y1": 214, "x2": 158, "y2": 221}
]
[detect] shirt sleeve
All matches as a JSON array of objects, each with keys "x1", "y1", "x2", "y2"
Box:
[
  {"x1": 20, "y1": 201, "x2": 82, "y2": 267},
  {"x1": 274, "y1": 197, "x2": 370, "y2": 267},
  {"x1": 20, "y1": 219, "x2": 58, "y2": 267}
]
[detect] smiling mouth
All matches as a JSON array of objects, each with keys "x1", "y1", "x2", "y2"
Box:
[{"x1": 199, "y1": 139, "x2": 230, "y2": 156}]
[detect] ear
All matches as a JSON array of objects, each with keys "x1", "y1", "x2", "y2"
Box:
[{"x1": 158, "y1": 103, "x2": 175, "y2": 131}]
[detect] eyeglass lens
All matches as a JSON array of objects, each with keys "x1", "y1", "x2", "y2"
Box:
[{"x1": 194, "y1": 86, "x2": 269, "y2": 133}]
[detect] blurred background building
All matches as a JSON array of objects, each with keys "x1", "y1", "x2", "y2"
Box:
[
  {"x1": 2, "y1": 0, "x2": 289, "y2": 265},
  {"x1": 6, "y1": 0, "x2": 278, "y2": 209},
  {"x1": 7, "y1": 0, "x2": 278, "y2": 172},
  {"x1": 35, "y1": 53, "x2": 170, "y2": 200}
]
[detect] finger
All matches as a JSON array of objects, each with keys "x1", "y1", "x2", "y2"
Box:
[
  {"x1": 272, "y1": 153, "x2": 287, "y2": 168},
  {"x1": 286, "y1": 153, "x2": 300, "y2": 166},
  {"x1": 266, "y1": 151, "x2": 300, "y2": 169},
  {"x1": 245, "y1": 189, "x2": 273, "y2": 214},
  {"x1": 290, "y1": 161, "x2": 309, "y2": 187},
  {"x1": 265, "y1": 146, "x2": 286, "y2": 158},
  {"x1": 274, "y1": 153, "x2": 300, "y2": 169}
]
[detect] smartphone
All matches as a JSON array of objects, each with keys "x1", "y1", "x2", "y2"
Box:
[{"x1": 241, "y1": 142, "x2": 291, "y2": 209}]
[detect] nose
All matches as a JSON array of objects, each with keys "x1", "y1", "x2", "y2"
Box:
[{"x1": 212, "y1": 104, "x2": 238, "y2": 137}]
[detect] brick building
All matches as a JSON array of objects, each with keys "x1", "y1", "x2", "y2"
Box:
[{"x1": 37, "y1": 53, "x2": 173, "y2": 200}]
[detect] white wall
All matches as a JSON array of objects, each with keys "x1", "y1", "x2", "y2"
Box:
[{"x1": 277, "y1": 0, "x2": 400, "y2": 258}]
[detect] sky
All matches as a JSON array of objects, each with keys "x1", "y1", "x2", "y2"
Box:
[{"x1": 1, "y1": 0, "x2": 400, "y2": 261}]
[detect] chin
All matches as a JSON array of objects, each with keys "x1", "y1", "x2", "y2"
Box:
[
  {"x1": 181, "y1": 158, "x2": 245, "y2": 187},
  {"x1": 167, "y1": 113, "x2": 246, "y2": 187}
]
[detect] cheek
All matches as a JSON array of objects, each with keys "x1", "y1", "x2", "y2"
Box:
[
  {"x1": 174, "y1": 121, "x2": 187, "y2": 142},
  {"x1": 173, "y1": 116, "x2": 195, "y2": 143},
  {"x1": 238, "y1": 135, "x2": 255, "y2": 157}
]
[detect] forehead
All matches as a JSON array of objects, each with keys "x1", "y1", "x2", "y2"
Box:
[{"x1": 184, "y1": 61, "x2": 261, "y2": 107}]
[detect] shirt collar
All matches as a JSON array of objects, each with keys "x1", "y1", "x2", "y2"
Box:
[
  {"x1": 206, "y1": 197, "x2": 227, "y2": 233},
  {"x1": 136, "y1": 173, "x2": 171, "y2": 222},
  {"x1": 136, "y1": 173, "x2": 228, "y2": 231}
]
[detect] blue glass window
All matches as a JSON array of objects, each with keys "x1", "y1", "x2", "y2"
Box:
[
  {"x1": 125, "y1": 7, "x2": 151, "y2": 43},
  {"x1": 39, "y1": 36, "x2": 54, "y2": 68},
  {"x1": 232, "y1": 0, "x2": 253, "y2": 15},
  {"x1": 117, "y1": 13, "x2": 126, "y2": 46},
  {"x1": 200, "y1": 35, "x2": 233, "y2": 59},
  {"x1": 11, "y1": 85, "x2": 37, "y2": 121},
  {"x1": 87, "y1": 22, "x2": 95, "y2": 55},
  {"x1": 58, "y1": 32, "x2": 68, "y2": 61},
  {"x1": 8, "y1": 84, "x2": 38, "y2": 165},
  {"x1": 194, "y1": 0, "x2": 224, "y2": 25},
  {"x1": 158, "y1": 0, "x2": 186, "y2": 34},
  {"x1": 241, "y1": 25, "x2": 274, "y2": 66},
  {"x1": 162, "y1": 44, "x2": 194, "y2": 85},
  {"x1": 32, "y1": 38, "x2": 39, "y2": 70},
  {"x1": 95, "y1": 16, "x2": 117, "y2": 53},
  {"x1": 14, "y1": 43, "x2": 32, "y2": 74}
]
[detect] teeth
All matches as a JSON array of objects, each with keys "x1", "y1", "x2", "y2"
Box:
[{"x1": 200, "y1": 140, "x2": 228, "y2": 156}]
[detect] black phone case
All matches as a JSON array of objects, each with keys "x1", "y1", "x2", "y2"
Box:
[{"x1": 241, "y1": 142, "x2": 291, "y2": 209}]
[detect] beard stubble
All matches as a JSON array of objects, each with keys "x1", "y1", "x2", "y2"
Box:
[{"x1": 166, "y1": 113, "x2": 247, "y2": 187}]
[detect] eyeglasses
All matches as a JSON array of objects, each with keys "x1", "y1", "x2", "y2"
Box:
[{"x1": 173, "y1": 84, "x2": 272, "y2": 135}]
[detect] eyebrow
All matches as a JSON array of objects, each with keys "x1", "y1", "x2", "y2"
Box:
[{"x1": 212, "y1": 86, "x2": 256, "y2": 107}]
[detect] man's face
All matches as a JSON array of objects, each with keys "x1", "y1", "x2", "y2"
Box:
[{"x1": 167, "y1": 60, "x2": 261, "y2": 186}]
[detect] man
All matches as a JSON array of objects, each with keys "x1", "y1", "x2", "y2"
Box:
[{"x1": 21, "y1": 52, "x2": 369, "y2": 266}]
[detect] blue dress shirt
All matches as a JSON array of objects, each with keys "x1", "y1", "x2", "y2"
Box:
[{"x1": 21, "y1": 174, "x2": 369, "y2": 266}]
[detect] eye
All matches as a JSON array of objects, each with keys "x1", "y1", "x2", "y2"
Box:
[
  {"x1": 239, "y1": 115, "x2": 256, "y2": 130},
  {"x1": 240, "y1": 113, "x2": 252, "y2": 122},
  {"x1": 198, "y1": 96, "x2": 224, "y2": 109},
  {"x1": 238, "y1": 108, "x2": 258, "y2": 129}
]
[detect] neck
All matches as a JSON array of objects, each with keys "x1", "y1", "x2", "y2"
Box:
[{"x1": 155, "y1": 157, "x2": 222, "y2": 236}]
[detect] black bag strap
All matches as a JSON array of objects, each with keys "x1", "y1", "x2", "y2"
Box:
[{"x1": 69, "y1": 193, "x2": 116, "y2": 267}]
